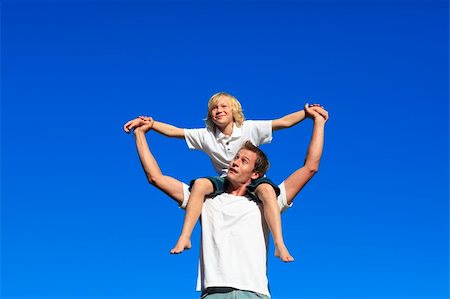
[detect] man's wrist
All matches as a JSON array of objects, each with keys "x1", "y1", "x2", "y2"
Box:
[
  {"x1": 314, "y1": 117, "x2": 326, "y2": 125},
  {"x1": 133, "y1": 127, "x2": 144, "y2": 136}
]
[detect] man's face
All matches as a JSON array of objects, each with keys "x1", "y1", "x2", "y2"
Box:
[{"x1": 227, "y1": 149, "x2": 260, "y2": 184}]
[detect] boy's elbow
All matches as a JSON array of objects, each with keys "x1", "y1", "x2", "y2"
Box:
[
  {"x1": 168, "y1": 129, "x2": 184, "y2": 138},
  {"x1": 279, "y1": 119, "x2": 294, "y2": 128},
  {"x1": 273, "y1": 120, "x2": 291, "y2": 131}
]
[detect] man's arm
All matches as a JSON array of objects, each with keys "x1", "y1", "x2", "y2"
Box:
[
  {"x1": 124, "y1": 117, "x2": 185, "y2": 139},
  {"x1": 272, "y1": 103, "x2": 325, "y2": 132},
  {"x1": 133, "y1": 120, "x2": 186, "y2": 205},
  {"x1": 282, "y1": 106, "x2": 328, "y2": 205}
]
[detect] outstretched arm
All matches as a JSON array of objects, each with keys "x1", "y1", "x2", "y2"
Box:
[
  {"x1": 124, "y1": 116, "x2": 185, "y2": 139},
  {"x1": 152, "y1": 120, "x2": 185, "y2": 138},
  {"x1": 272, "y1": 103, "x2": 324, "y2": 132},
  {"x1": 283, "y1": 106, "x2": 328, "y2": 205},
  {"x1": 133, "y1": 120, "x2": 186, "y2": 205}
]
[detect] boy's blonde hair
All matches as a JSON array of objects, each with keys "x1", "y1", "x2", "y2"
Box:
[{"x1": 205, "y1": 92, "x2": 245, "y2": 131}]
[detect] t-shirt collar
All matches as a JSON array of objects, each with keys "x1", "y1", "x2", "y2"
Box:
[
  {"x1": 222, "y1": 178, "x2": 260, "y2": 201},
  {"x1": 215, "y1": 123, "x2": 243, "y2": 140}
]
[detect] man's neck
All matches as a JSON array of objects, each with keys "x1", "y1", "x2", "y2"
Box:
[{"x1": 225, "y1": 180, "x2": 250, "y2": 196}]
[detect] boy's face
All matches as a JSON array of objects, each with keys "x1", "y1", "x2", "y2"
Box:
[
  {"x1": 210, "y1": 96, "x2": 234, "y2": 128},
  {"x1": 227, "y1": 149, "x2": 259, "y2": 185}
]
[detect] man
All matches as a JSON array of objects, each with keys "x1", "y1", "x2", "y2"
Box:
[{"x1": 130, "y1": 106, "x2": 328, "y2": 298}]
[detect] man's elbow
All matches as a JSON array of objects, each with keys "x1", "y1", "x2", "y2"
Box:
[
  {"x1": 305, "y1": 162, "x2": 320, "y2": 175},
  {"x1": 146, "y1": 173, "x2": 161, "y2": 186}
]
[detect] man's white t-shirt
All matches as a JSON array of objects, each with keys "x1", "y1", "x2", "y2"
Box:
[{"x1": 197, "y1": 193, "x2": 271, "y2": 297}]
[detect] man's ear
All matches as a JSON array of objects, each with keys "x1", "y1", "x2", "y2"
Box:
[{"x1": 251, "y1": 172, "x2": 260, "y2": 180}]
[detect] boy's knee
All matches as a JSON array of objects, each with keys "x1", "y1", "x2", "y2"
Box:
[
  {"x1": 255, "y1": 183, "x2": 277, "y2": 196},
  {"x1": 191, "y1": 178, "x2": 213, "y2": 192}
]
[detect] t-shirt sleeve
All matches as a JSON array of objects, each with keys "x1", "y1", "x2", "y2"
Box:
[
  {"x1": 277, "y1": 181, "x2": 293, "y2": 213},
  {"x1": 247, "y1": 120, "x2": 273, "y2": 145},
  {"x1": 184, "y1": 128, "x2": 207, "y2": 150},
  {"x1": 179, "y1": 183, "x2": 191, "y2": 209}
]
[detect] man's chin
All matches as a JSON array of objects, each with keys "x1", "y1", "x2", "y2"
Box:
[{"x1": 226, "y1": 172, "x2": 239, "y2": 182}]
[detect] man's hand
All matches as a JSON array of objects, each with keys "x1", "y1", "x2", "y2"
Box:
[
  {"x1": 305, "y1": 104, "x2": 328, "y2": 122},
  {"x1": 124, "y1": 116, "x2": 153, "y2": 133}
]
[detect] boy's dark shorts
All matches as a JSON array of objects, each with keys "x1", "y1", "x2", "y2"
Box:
[{"x1": 189, "y1": 175, "x2": 280, "y2": 199}]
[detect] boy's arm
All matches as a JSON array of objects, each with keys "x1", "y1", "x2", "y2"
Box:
[
  {"x1": 272, "y1": 103, "x2": 324, "y2": 132},
  {"x1": 272, "y1": 108, "x2": 307, "y2": 132},
  {"x1": 133, "y1": 121, "x2": 186, "y2": 205},
  {"x1": 282, "y1": 106, "x2": 327, "y2": 205},
  {"x1": 152, "y1": 120, "x2": 185, "y2": 139},
  {"x1": 124, "y1": 117, "x2": 185, "y2": 139}
]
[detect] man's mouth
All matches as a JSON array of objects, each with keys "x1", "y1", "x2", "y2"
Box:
[{"x1": 229, "y1": 168, "x2": 238, "y2": 174}]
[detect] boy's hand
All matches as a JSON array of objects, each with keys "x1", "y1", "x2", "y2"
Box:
[
  {"x1": 305, "y1": 104, "x2": 328, "y2": 122},
  {"x1": 304, "y1": 103, "x2": 323, "y2": 117},
  {"x1": 134, "y1": 117, "x2": 154, "y2": 134},
  {"x1": 124, "y1": 116, "x2": 153, "y2": 133}
]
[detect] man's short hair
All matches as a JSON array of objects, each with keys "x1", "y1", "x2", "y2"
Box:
[{"x1": 241, "y1": 141, "x2": 269, "y2": 177}]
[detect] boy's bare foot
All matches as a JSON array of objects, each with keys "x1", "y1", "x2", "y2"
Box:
[
  {"x1": 275, "y1": 244, "x2": 294, "y2": 262},
  {"x1": 170, "y1": 236, "x2": 192, "y2": 254}
]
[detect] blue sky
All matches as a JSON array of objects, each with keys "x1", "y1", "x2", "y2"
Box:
[{"x1": 1, "y1": 1, "x2": 448, "y2": 298}]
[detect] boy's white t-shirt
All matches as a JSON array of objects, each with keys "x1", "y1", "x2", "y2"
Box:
[
  {"x1": 196, "y1": 193, "x2": 271, "y2": 297},
  {"x1": 184, "y1": 120, "x2": 273, "y2": 176}
]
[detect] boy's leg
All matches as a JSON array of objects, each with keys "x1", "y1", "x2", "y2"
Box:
[
  {"x1": 255, "y1": 183, "x2": 294, "y2": 262},
  {"x1": 170, "y1": 178, "x2": 214, "y2": 254}
]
